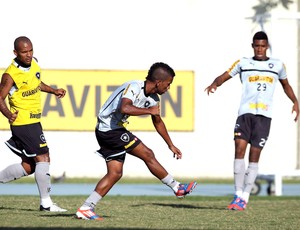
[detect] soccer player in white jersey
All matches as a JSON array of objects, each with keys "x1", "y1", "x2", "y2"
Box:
[
  {"x1": 205, "y1": 31, "x2": 299, "y2": 210},
  {"x1": 76, "y1": 62, "x2": 197, "y2": 220}
]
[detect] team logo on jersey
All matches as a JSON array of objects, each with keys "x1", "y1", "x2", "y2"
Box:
[
  {"x1": 36, "y1": 72, "x2": 41, "y2": 79},
  {"x1": 120, "y1": 133, "x2": 130, "y2": 142},
  {"x1": 144, "y1": 101, "x2": 150, "y2": 108},
  {"x1": 40, "y1": 134, "x2": 46, "y2": 143},
  {"x1": 268, "y1": 63, "x2": 274, "y2": 69}
]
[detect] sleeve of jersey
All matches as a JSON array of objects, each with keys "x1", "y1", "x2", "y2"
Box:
[
  {"x1": 227, "y1": 59, "x2": 241, "y2": 77},
  {"x1": 150, "y1": 94, "x2": 160, "y2": 106},
  {"x1": 122, "y1": 82, "x2": 140, "y2": 101},
  {"x1": 278, "y1": 62, "x2": 287, "y2": 80}
]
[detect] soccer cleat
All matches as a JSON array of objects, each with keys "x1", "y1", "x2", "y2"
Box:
[
  {"x1": 232, "y1": 197, "x2": 247, "y2": 211},
  {"x1": 175, "y1": 181, "x2": 197, "y2": 198},
  {"x1": 76, "y1": 208, "x2": 103, "y2": 221},
  {"x1": 40, "y1": 203, "x2": 67, "y2": 212},
  {"x1": 227, "y1": 195, "x2": 239, "y2": 210}
]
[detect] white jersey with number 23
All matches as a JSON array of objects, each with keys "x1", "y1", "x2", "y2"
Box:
[{"x1": 227, "y1": 57, "x2": 287, "y2": 118}]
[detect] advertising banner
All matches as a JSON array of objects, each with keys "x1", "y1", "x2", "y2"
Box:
[{"x1": 0, "y1": 69, "x2": 194, "y2": 131}]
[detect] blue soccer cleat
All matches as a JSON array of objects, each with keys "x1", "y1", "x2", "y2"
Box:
[
  {"x1": 232, "y1": 197, "x2": 247, "y2": 211},
  {"x1": 175, "y1": 181, "x2": 197, "y2": 198},
  {"x1": 227, "y1": 195, "x2": 239, "y2": 210}
]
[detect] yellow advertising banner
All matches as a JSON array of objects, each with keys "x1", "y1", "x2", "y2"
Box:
[{"x1": 0, "y1": 69, "x2": 194, "y2": 131}]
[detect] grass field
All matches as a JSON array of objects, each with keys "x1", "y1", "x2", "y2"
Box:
[
  {"x1": 0, "y1": 195, "x2": 299, "y2": 229},
  {"x1": 10, "y1": 176, "x2": 300, "y2": 184}
]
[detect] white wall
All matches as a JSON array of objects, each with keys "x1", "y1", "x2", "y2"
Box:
[{"x1": 0, "y1": 0, "x2": 298, "y2": 178}]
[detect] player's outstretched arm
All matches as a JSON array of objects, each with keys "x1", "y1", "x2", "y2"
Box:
[
  {"x1": 40, "y1": 81, "x2": 66, "y2": 98},
  {"x1": 205, "y1": 71, "x2": 232, "y2": 95}
]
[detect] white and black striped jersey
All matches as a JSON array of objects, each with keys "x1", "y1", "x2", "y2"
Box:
[
  {"x1": 227, "y1": 57, "x2": 287, "y2": 118},
  {"x1": 96, "y1": 80, "x2": 159, "y2": 131}
]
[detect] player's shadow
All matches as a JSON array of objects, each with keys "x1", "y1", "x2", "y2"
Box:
[
  {"x1": 40, "y1": 213, "x2": 78, "y2": 218},
  {"x1": 0, "y1": 228, "x2": 146, "y2": 230},
  {"x1": 40, "y1": 213, "x2": 112, "y2": 219},
  {"x1": 0, "y1": 206, "x2": 37, "y2": 212},
  {"x1": 131, "y1": 202, "x2": 225, "y2": 210}
]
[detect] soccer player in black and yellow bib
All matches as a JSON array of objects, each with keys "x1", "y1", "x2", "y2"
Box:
[{"x1": 0, "y1": 36, "x2": 67, "y2": 212}]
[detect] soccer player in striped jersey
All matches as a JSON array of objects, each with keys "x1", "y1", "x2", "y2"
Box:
[{"x1": 205, "y1": 31, "x2": 299, "y2": 210}]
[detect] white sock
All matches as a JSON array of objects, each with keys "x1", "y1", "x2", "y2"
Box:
[
  {"x1": 41, "y1": 197, "x2": 53, "y2": 208},
  {"x1": 161, "y1": 174, "x2": 180, "y2": 192},
  {"x1": 81, "y1": 191, "x2": 102, "y2": 209},
  {"x1": 235, "y1": 190, "x2": 243, "y2": 197},
  {"x1": 241, "y1": 192, "x2": 250, "y2": 203},
  {"x1": 0, "y1": 163, "x2": 28, "y2": 183},
  {"x1": 35, "y1": 162, "x2": 52, "y2": 206},
  {"x1": 244, "y1": 162, "x2": 259, "y2": 194},
  {"x1": 234, "y1": 159, "x2": 245, "y2": 193}
]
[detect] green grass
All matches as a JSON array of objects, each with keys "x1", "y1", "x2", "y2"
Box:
[
  {"x1": 10, "y1": 176, "x2": 300, "y2": 184},
  {"x1": 0, "y1": 195, "x2": 299, "y2": 229},
  {"x1": 11, "y1": 176, "x2": 228, "y2": 184}
]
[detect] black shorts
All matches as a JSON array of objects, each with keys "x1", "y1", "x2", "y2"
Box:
[
  {"x1": 95, "y1": 128, "x2": 141, "y2": 162},
  {"x1": 234, "y1": 113, "x2": 271, "y2": 149},
  {"x1": 5, "y1": 122, "x2": 49, "y2": 157}
]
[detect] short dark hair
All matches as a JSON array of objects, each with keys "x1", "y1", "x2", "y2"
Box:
[
  {"x1": 253, "y1": 31, "x2": 268, "y2": 42},
  {"x1": 146, "y1": 62, "x2": 175, "y2": 81},
  {"x1": 14, "y1": 36, "x2": 31, "y2": 50}
]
